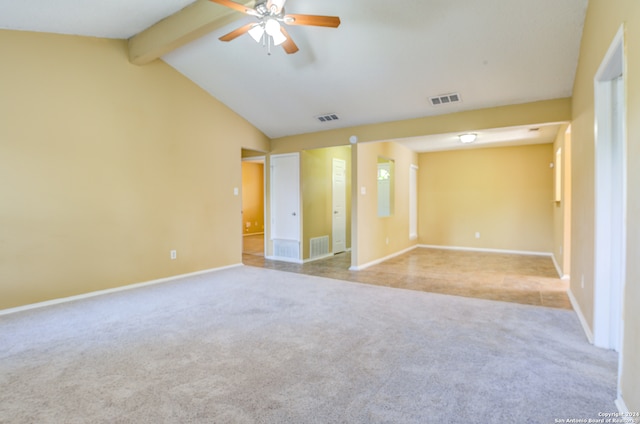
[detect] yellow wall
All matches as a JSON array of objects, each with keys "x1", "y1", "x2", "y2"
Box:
[
  {"x1": 241, "y1": 162, "x2": 264, "y2": 235},
  {"x1": 301, "y1": 146, "x2": 351, "y2": 259},
  {"x1": 0, "y1": 30, "x2": 269, "y2": 309},
  {"x1": 418, "y1": 144, "x2": 554, "y2": 253},
  {"x1": 572, "y1": 0, "x2": 640, "y2": 411},
  {"x1": 356, "y1": 141, "x2": 418, "y2": 266},
  {"x1": 552, "y1": 125, "x2": 572, "y2": 277}
]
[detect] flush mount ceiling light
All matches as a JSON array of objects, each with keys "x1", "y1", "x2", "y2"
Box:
[{"x1": 459, "y1": 133, "x2": 477, "y2": 144}]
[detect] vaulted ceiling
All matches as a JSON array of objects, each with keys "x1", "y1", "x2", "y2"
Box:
[{"x1": 0, "y1": 0, "x2": 588, "y2": 150}]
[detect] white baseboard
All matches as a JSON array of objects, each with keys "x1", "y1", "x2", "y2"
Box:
[
  {"x1": 550, "y1": 254, "x2": 570, "y2": 280},
  {"x1": 302, "y1": 247, "x2": 352, "y2": 264},
  {"x1": 349, "y1": 245, "x2": 418, "y2": 271},
  {"x1": 418, "y1": 244, "x2": 553, "y2": 257},
  {"x1": 243, "y1": 232, "x2": 264, "y2": 237},
  {"x1": 302, "y1": 253, "x2": 334, "y2": 263},
  {"x1": 264, "y1": 255, "x2": 303, "y2": 264},
  {"x1": 567, "y1": 288, "x2": 595, "y2": 344},
  {"x1": 0, "y1": 263, "x2": 244, "y2": 316}
]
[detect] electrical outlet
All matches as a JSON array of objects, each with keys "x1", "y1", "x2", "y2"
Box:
[
  {"x1": 170, "y1": 250, "x2": 177, "y2": 260},
  {"x1": 385, "y1": 237, "x2": 389, "y2": 245},
  {"x1": 475, "y1": 232, "x2": 480, "y2": 239}
]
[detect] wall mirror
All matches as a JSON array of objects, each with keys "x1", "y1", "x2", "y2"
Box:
[{"x1": 377, "y1": 157, "x2": 394, "y2": 217}]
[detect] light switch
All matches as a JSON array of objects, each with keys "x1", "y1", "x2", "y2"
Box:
[{"x1": 361, "y1": 186, "x2": 366, "y2": 195}]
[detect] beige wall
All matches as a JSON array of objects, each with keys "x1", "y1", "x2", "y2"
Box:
[
  {"x1": 241, "y1": 162, "x2": 264, "y2": 235},
  {"x1": 356, "y1": 141, "x2": 418, "y2": 266},
  {"x1": 301, "y1": 146, "x2": 351, "y2": 259},
  {"x1": 0, "y1": 30, "x2": 269, "y2": 309},
  {"x1": 418, "y1": 144, "x2": 554, "y2": 253},
  {"x1": 552, "y1": 125, "x2": 572, "y2": 277},
  {"x1": 572, "y1": 0, "x2": 640, "y2": 411}
]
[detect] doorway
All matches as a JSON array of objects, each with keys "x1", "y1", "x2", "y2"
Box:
[
  {"x1": 332, "y1": 158, "x2": 347, "y2": 254},
  {"x1": 241, "y1": 150, "x2": 265, "y2": 257}
]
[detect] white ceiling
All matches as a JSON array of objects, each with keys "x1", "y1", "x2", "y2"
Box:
[{"x1": 0, "y1": 0, "x2": 587, "y2": 150}]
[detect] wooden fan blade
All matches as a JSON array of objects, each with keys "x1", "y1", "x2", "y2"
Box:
[
  {"x1": 209, "y1": 0, "x2": 258, "y2": 16},
  {"x1": 219, "y1": 23, "x2": 255, "y2": 42},
  {"x1": 279, "y1": 26, "x2": 299, "y2": 54},
  {"x1": 284, "y1": 14, "x2": 341, "y2": 28}
]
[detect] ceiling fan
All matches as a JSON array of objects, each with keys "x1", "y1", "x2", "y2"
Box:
[{"x1": 209, "y1": 0, "x2": 341, "y2": 54}]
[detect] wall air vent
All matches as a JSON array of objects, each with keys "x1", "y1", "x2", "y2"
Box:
[
  {"x1": 429, "y1": 93, "x2": 461, "y2": 106},
  {"x1": 316, "y1": 113, "x2": 340, "y2": 123}
]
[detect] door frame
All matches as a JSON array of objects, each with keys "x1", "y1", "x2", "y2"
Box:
[
  {"x1": 241, "y1": 155, "x2": 266, "y2": 257},
  {"x1": 593, "y1": 25, "x2": 626, "y2": 353}
]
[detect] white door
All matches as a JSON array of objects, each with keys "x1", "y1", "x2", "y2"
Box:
[
  {"x1": 270, "y1": 153, "x2": 300, "y2": 260},
  {"x1": 332, "y1": 158, "x2": 346, "y2": 254}
]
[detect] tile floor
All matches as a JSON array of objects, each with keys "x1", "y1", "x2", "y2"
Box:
[{"x1": 242, "y1": 234, "x2": 571, "y2": 309}]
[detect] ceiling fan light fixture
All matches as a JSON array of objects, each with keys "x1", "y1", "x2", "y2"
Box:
[
  {"x1": 271, "y1": 30, "x2": 287, "y2": 46},
  {"x1": 212, "y1": 0, "x2": 339, "y2": 55},
  {"x1": 264, "y1": 19, "x2": 286, "y2": 46},
  {"x1": 459, "y1": 133, "x2": 477, "y2": 144},
  {"x1": 248, "y1": 24, "x2": 265, "y2": 43},
  {"x1": 265, "y1": 19, "x2": 281, "y2": 36}
]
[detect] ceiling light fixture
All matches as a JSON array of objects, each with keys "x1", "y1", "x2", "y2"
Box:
[
  {"x1": 213, "y1": 0, "x2": 340, "y2": 56},
  {"x1": 459, "y1": 133, "x2": 477, "y2": 144},
  {"x1": 265, "y1": 19, "x2": 286, "y2": 46},
  {"x1": 244, "y1": 2, "x2": 288, "y2": 54},
  {"x1": 248, "y1": 17, "x2": 286, "y2": 54},
  {"x1": 248, "y1": 24, "x2": 265, "y2": 43}
]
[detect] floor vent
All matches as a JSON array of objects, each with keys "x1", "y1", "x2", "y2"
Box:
[
  {"x1": 310, "y1": 236, "x2": 330, "y2": 258},
  {"x1": 429, "y1": 93, "x2": 461, "y2": 106},
  {"x1": 273, "y1": 239, "x2": 299, "y2": 260},
  {"x1": 316, "y1": 113, "x2": 340, "y2": 123}
]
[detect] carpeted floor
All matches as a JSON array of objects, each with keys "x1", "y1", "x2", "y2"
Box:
[{"x1": 0, "y1": 266, "x2": 618, "y2": 423}]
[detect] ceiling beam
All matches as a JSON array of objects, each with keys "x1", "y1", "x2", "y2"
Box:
[{"x1": 128, "y1": 0, "x2": 255, "y2": 65}]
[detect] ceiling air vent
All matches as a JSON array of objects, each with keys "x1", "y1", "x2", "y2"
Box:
[
  {"x1": 429, "y1": 93, "x2": 461, "y2": 106},
  {"x1": 316, "y1": 113, "x2": 340, "y2": 123}
]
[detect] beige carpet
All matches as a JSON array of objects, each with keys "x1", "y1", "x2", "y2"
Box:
[{"x1": 0, "y1": 266, "x2": 618, "y2": 423}]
